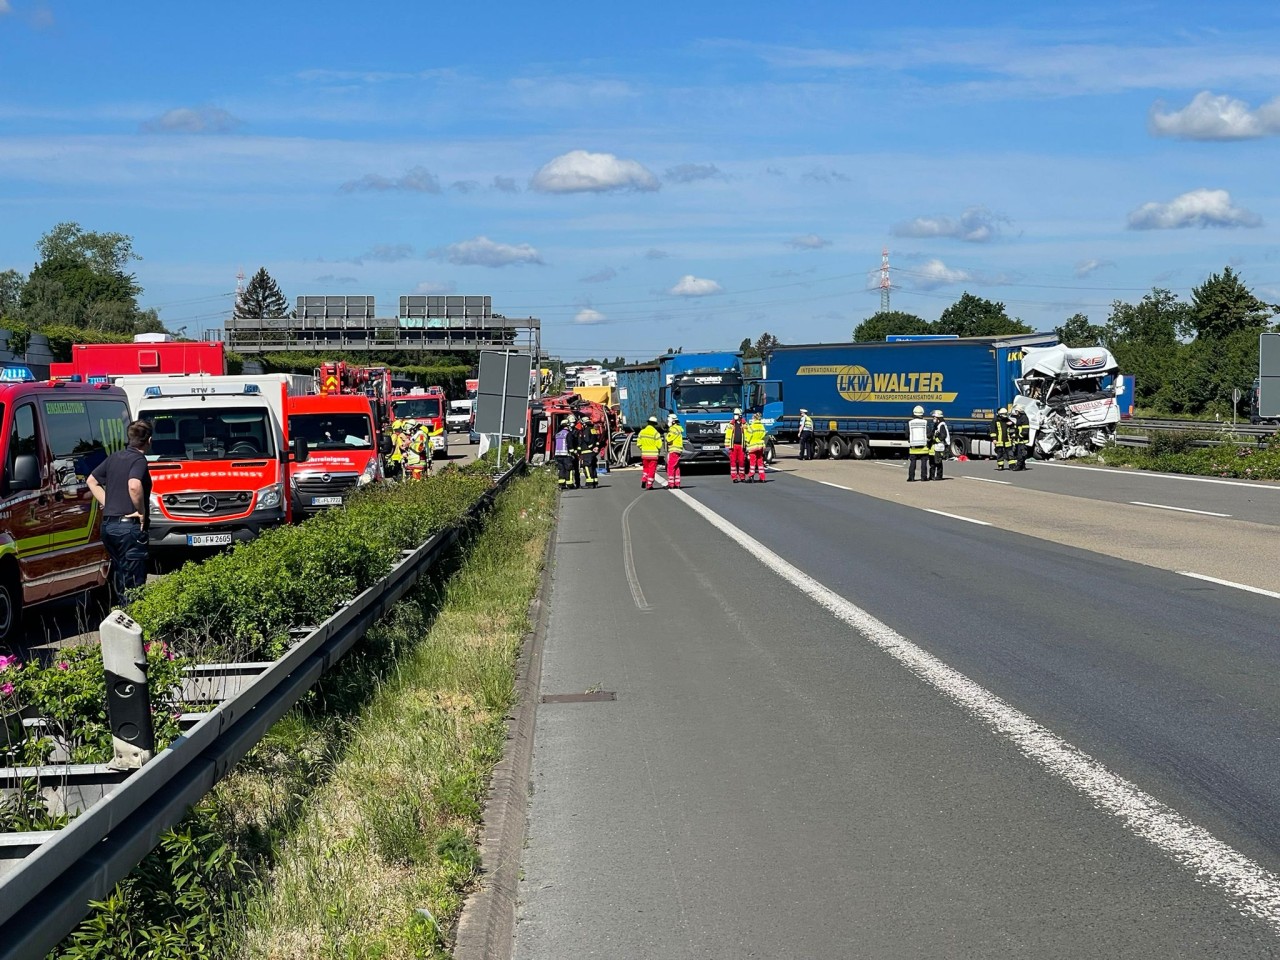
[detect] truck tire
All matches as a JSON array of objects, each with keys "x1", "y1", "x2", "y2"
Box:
[
  {"x1": 950, "y1": 435, "x2": 969, "y2": 459},
  {"x1": 0, "y1": 569, "x2": 21, "y2": 647},
  {"x1": 764, "y1": 438, "x2": 777, "y2": 465},
  {"x1": 847, "y1": 436, "x2": 871, "y2": 460},
  {"x1": 826, "y1": 435, "x2": 850, "y2": 459},
  {"x1": 814, "y1": 437, "x2": 829, "y2": 459}
]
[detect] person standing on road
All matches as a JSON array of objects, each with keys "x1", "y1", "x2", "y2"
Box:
[
  {"x1": 87, "y1": 420, "x2": 153, "y2": 605},
  {"x1": 553, "y1": 418, "x2": 574, "y2": 488},
  {"x1": 574, "y1": 415, "x2": 599, "y2": 489},
  {"x1": 665, "y1": 414, "x2": 684, "y2": 489},
  {"x1": 907, "y1": 405, "x2": 931, "y2": 482},
  {"x1": 405, "y1": 422, "x2": 433, "y2": 480},
  {"x1": 990, "y1": 408, "x2": 1013, "y2": 470},
  {"x1": 564, "y1": 415, "x2": 583, "y2": 489},
  {"x1": 929, "y1": 410, "x2": 951, "y2": 481},
  {"x1": 798, "y1": 408, "x2": 815, "y2": 460},
  {"x1": 637, "y1": 415, "x2": 664, "y2": 489},
  {"x1": 1011, "y1": 406, "x2": 1031, "y2": 471},
  {"x1": 724, "y1": 408, "x2": 748, "y2": 483},
  {"x1": 746, "y1": 411, "x2": 769, "y2": 483}
]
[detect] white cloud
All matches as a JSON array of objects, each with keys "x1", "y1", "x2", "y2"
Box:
[
  {"x1": 451, "y1": 180, "x2": 480, "y2": 193},
  {"x1": 1074, "y1": 258, "x2": 1114, "y2": 279},
  {"x1": 664, "y1": 163, "x2": 723, "y2": 183},
  {"x1": 580, "y1": 267, "x2": 617, "y2": 283},
  {"x1": 668, "y1": 275, "x2": 723, "y2": 297},
  {"x1": 913, "y1": 259, "x2": 972, "y2": 290},
  {"x1": 340, "y1": 166, "x2": 441, "y2": 193},
  {"x1": 1127, "y1": 188, "x2": 1262, "y2": 230},
  {"x1": 492, "y1": 176, "x2": 519, "y2": 193},
  {"x1": 574, "y1": 308, "x2": 607, "y2": 324},
  {"x1": 140, "y1": 106, "x2": 243, "y2": 134},
  {"x1": 414, "y1": 281, "x2": 455, "y2": 294},
  {"x1": 429, "y1": 236, "x2": 543, "y2": 268},
  {"x1": 530, "y1": 150, "x2": 660, "y2": 194},
  {"x1": 789, "y1": 234, "x2": 831, "y2": 250},
  {"x1": 893, "y1": 206, "x2": 1005, "y2": 242},
  {"x1": 1149, "y1": 91, "x2": 1280, "y2": 141}
]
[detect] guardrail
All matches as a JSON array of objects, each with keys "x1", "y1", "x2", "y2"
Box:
[{"x1": 0, "y1": 462, "x2": 525, "y2": 960}]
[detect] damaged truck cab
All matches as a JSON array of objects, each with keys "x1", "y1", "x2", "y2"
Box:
[{"x1": 1013, "y1": 345, "x2": 1123, "y2": 460}]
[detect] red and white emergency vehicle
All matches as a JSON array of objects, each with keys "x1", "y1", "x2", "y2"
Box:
[
  {"x1": 286, "y1": 393, "x2": 389, "y2": 518},
  {"x1": 112, "y1": 374, "x2": 311, "y2": 549},
  {"x1": 0, "y1": 367, "x2": 132, "y2": 642}
]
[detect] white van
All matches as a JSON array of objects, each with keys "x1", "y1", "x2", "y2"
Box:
[{"x1": 446, "y1": 399, "x2": 472, "y2": 433}]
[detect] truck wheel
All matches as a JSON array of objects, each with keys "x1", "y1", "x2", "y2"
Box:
[
  {"x1": 0, "y1": 571, "x2": 21, "y2": 647},
  {"x1": 950, "y1": 435, "x2": 969, "y2": 459},
  {"x1": 847, "y1": 436, "x2": 871, "y2": 460},
  {"x1": 814, "y1": 437, "x2": 829, "y2": 459},
  {"x1": 827, "y1": 435, "x2": 849, "y2": 459},
  {"x1": 764, "y1": 438, "x2": 777, "y2": 465}
]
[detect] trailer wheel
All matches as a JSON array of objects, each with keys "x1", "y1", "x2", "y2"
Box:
[
  {"x1": 847, "y1": 436, "x2": 871, "y2": 460},
  {"x1": 814, "y1": 437, "x2": 829, "y2": 459},
  {"x1": 826, "y1": 435, "x2": 849, "y2": 459},
  {"x1": 764, "y1": 438, "x2": 777, "y2": 465},
  {"x1": 950, "y1": 435, "x2": 969, "y2": 459}
]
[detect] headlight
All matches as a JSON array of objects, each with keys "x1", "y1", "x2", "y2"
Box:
[
  {"x1": 149, "y1": 494, "x2": 163, "y2": 516},
  {"x1": 255, "y1": 483, "x2": 283, "y2": 511},
  {"x1": 357, "y1": 458, "x2": 380, "y2": 486}
]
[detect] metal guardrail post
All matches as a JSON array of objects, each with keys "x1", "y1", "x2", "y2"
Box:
[{"x1": 101, "y1": 611, "x2": 155, "y2": 771}]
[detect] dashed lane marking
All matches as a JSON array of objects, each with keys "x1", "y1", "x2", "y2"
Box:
[
  {"x1": 924, "y1": 508, "x2": 991, "y2": 526},
  {"x1": 1177, "y1": 572, "x2": 1280, "y2": 600},
  {"x1": 1043, "y1": 461, "x2": 1280, "y2": 491},
  {"x1": 963, "y1": 476, "x2": 1012, "y2": 486},
  {"x1": 1130, "y1": 501, "x2": 1231, "y2": 518},
  {"x1": 816, "y1": 480, "x2": 852, "y2": 491}
]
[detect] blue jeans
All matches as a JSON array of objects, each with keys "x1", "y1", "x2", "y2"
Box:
[{"x1": 101, "y1": 518, "x2": 149, "y2": 603}]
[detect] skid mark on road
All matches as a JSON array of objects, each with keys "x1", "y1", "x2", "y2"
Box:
[
  {"x1": 620, "y1": 495, "x2": 651, "y2": 612},
  {"x1": 671, "y1": 488, "x2": 1280, "y2": 937}
]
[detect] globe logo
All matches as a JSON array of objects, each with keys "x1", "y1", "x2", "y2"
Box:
[{"x1": 836, "y1": 365, "x2": 873, "y2": 401}]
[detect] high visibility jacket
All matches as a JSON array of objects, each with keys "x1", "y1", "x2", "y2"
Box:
[
  {"x1": 931, "y1": 420, "x2": 950, "y2": 453},
  {"x1": 799, "y1": 414, "x2": 814, "y2": 435},
  {"x1": 907, "y1": 417, "x2": 930, "y2": 454},
  {"x1": 666, "y1": 423, "x2": 684, "y2": 452},
  {"x1": 1013, "y1": 411, "x2": 1031, "y2": 442},
  {"x1": 745, "y1": 419, "x2": 767, "y2": 451},
  {"x1": 724, "y1": 419, "x2": 746, "y2": 447},
  {"x1": 553, "y1": 428, "x2": 570, "y2": 457},
  {"x1": 389, "y1": 428, "x2": 405, "y2": 462},
  {"x1": 990, "y1": 418, "x2": 1012, "y2": 445},
  {"x1": 637, "y1": 424, "x2": 663, "y2": 457},
  {"x1": 405, "y1": 428, "x2": 431, "y2": 463}
]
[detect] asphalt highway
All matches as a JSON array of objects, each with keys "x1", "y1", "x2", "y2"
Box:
[{"x1": 513, "y1": 456, "x2": 1280, "y2": 959}]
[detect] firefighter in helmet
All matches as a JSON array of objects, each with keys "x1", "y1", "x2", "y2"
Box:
[
  {"x1": 990, "y1": 408, "x2": 1013, "y2": 470},
  {"x1": 405, "y1": 421, "x2": 433, "y2": 480}
]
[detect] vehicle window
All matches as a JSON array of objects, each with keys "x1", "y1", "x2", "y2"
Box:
[
  {"x1": 10, "y1": 403, "x2": 37, "y2": 476},
  {"x1": 142, "y1": 407, "x2": 274, "y2": 460},
  {"x1": 391, "y1": 398, "x2": 442, "y2": 420},
  {"x1": 87, "y1": 399, "x2": 131, "y2": 456},
  {"x1": 288, "y1": 413, "x2": 374, "y2": 450},
  {"x1": 41, "y1": 398, "x2": 98, "y2": 486}
]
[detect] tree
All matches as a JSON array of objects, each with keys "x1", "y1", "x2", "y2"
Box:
[
  {"x1": 1055, "y1": 312, "x2": 1106, "y2": 348},
  {"x1": 754, "y1": 332, "x2": 780, "y2": 357},
  {"x1": 1103, "y1": 288, "x2": 1187, "y2": 411},
  {"x1": 852, "y1": 310, "x2": 930, "y2": 342},
  {"x1": 236, "y1": 267, "x2": 290, "y2": 318},
  {"x1": 935, "y1": 292, "x2": 1032, "y2": 338},
  {"x1": 739, "y1": 337, "x2": 755, "y2": 358},
  {"x1": 0, "y1": 269, "x2": 23, "y2": 319},
  {"x1": 36, "y1": 222, "x2": 139, "y2": 277},
  {"x1": 1183, "y1": 266, "x2": 1275, "y2": 341}
]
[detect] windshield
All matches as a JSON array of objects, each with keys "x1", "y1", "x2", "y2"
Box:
[
  {"x1": 289, "y1": 412, "x2": 374, "y2": 450},
  {"x1": 392, "y1": 398, "x2": 442, "y2": 420},
  {"x1": 675, "y1": 380, "x2": 742, "y2": 411},
  {"x1": 143, "y1": 407, "x2": 275, "y2": 461}
]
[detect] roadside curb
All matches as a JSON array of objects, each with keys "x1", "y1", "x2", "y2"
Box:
[{"x1": 453, "y1": 496, "x2": 557, "y2": 960}]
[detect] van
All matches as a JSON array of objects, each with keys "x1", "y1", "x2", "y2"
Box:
[
  {"x1": 287, "y1": 393, "x2": 389, "y2": 518},
  {"x1": 446, "y1": 399, "x2": 472, "y2": 433},
  {"x1": 0, "y1": 370, "x2": 132, "y2": 643}
]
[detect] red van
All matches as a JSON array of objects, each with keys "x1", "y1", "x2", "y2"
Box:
[
  {"x1": 286, "y1": 394, "x2": 388, "y2": 518},
  {"x1": 0, "y1": 369, "x2": 132, "y2": 643}
]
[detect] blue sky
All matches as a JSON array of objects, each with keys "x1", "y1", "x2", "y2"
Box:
[{"x1": 3, "y1": 1, "x2": 1280, "y2": 361}]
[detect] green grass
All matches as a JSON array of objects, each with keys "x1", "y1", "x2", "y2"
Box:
[{"x1": 1094, "y1": 435, "x2": 1280, "y2": 480}]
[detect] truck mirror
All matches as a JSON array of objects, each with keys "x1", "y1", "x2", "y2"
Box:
[
  {"x1": 292, "y1": 435, "x2": 310, "y2": 463},
  {"x1": 378, "y1": 435, "x2": 393, "y2": 455},
  {"x1": 9, "y1": 454, "x2": 41, "y2": 492}
]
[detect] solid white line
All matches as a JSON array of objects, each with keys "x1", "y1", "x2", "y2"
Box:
[
  {"x1": 924, "y1": 509, "x2": 991, "y2": 526},
  {"x1": 1130, "y1": 501, "x2": 1231, "y2": 518},
  {"x1": 671, "y1": 489, "x2": 1280, "y2": 933},
  {"x1": 1045, "y1": 461, "x2": 1280, "y2": 491},
  {"x1": 963, "y1": 476, "x2": 1012, "y2": 486},
  {"x1": 1177, "y1": 572, "x2": 1280, "y2": 600},
  {"x1": 620, "y1": 497, "x2": 651, "y2": 612},
  {"x1": 816, "y1": 480, "x2": 852, "y2": 491}
]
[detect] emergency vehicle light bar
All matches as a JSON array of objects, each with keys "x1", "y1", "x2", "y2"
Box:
[{"x1": 0, "y1": 365, "x2": 35, "y2": 382}]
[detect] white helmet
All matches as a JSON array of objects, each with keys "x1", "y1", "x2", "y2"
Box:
[
  {"x1": 733, "y1": 407, "x2": 743, "y2": 416},
  {"x1": 648, "y1": 415, "x2": 659, "y2": 423},
  {"x1": 996, "y1": 407, "x2": 1008, "y2": 416},
  {"x1": 667, "y1": 414, "x2": 678, "y2": 423},
  {"x1": 932, "y1": 410, "x2": 944, "y2": 418},
  {"x1": 912, "y1": 405, "x2": 924, "y2": 416}
]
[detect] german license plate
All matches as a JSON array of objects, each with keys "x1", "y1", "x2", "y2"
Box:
[
  {"x1": 311, "y1": 496, "x2": 343, "y2": 506},
  {"x1": 187, "y1": 533, "x2": 233, "y2": 547},
  {"x1": 703, "y1": 444, "x2": 722, "y2": 451}
]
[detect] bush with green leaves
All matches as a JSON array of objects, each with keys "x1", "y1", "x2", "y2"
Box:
[{"x1": 1100, "y1": 439, "x2": 1280, "y2": 480}]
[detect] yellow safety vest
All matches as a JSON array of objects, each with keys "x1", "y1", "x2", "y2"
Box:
[
  {"x1": 666, "y1": 423, "x2": 684, "y2": 452},
  {"x1": 637, "y1": 424, "x2": 663, "y2": 456},
  {"x1": 724, "y1": 419, "x2": 746, "y2": 447},
  {"x1": 745, "y1": 420, "x2": 767, "y2": 451}
]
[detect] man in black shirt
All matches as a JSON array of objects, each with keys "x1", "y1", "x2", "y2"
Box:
[{"x1": 87, "y1": 420, "x2": 153, "y2": 604}]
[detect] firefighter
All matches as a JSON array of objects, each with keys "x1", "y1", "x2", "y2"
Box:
[
  {"x1": 929, "y1": 410, "x2": 950, "y2": 480},
  {"x1": 405, "y1": 421, "x2": 433, "y2": 480},
  {"x1": 746, "y1": 411, "x2": 768, "y2": 483},
  {"x1": 907, "y1": 405, "x2": 931, "y2": 482},
  {"x1": 1011, "y1": 405, "x2": 1031, "y2": 471},
  {"x1": 387, "y1": 419, "x2": 407, "y2": 479},
  {"x1": 665, "y1": 413, "x2": 684, "y2": 489},
  {"x1": 564, "y1": 415, "x2": 582, "y2": 489},
  {"x1": 574, "y1": 414, "x2": 599, "y2": 489},
  {"x1": 990, "y1": 408, "x2": 1013, "y2": 470},
  {"x1": 798, "y1": 408, "x2": 815, "y2": 460},
  {"x1": 637, "y1": 415, "x2": 664, "y2": 489},
  {"x1": 553, "y1": 418, "x2": 574, "y2": 488},
  {"x1": 724, "y1": 408, "x2": 748, "y2": 482}
]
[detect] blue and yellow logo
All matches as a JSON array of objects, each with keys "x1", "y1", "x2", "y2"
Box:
[{"x1": 797, "y1": 365, "x2": 957, "y2": 403}]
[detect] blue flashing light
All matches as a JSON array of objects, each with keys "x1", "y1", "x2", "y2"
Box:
[
  {"x1": 243, "y1": 384, "x2": 261, "y2": 395},
  {"x1": 86, "y1": 375, "x2": 109, "y2": 384},
  {"x1": 143, "y1": 386, "x2": 163, "y2": 398},
  {"x1": 0, "y1": 365, "x2": 35, "y2": 382}
]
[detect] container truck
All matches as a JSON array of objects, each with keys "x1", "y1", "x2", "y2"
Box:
[
  {"x1": 112, "y1": 374, "x2": 311, "y2": 548},
  {"x1": 765, "y1": 334, "x2": 1057, "y2": 459}
]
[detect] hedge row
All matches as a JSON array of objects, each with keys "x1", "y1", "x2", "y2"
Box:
[{"x1": 1099, "y1": 437, "x2": 1280, "y2": 480}]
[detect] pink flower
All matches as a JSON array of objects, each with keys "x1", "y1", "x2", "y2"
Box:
[
  {"x1": 57, "y1": 661, "x2": 69, "y2": 671},
  {"x1": 0, "y1": 655, "x2": 14, "y2": 672},
  {"x1": 1, "y1": 682, "x2": 12, "y2": 696}
]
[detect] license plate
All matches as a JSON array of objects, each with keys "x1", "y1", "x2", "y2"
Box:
[
  {"x1": 703, "y1": 444, "x2": 722, "y2": 451},
  {"x1": 187, "y1": 533, "x2": 233, "y2": 547},
  {"x1": 311, "y1": 496, "x2": 343, "y2": 506}
]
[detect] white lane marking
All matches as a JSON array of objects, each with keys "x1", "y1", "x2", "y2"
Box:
[
  {"x1": 671, "y1": 489, "x2": 1280, "y2": 932},
  {"x1": 816, "y1": 480, "x2": 852, "y2": 491},
  {"x1": 924, "y1": 508, "x2": 991, "y2": 526},
  {"x1": 1045, "y1": 461, "x2": 1280, "y2": 491},
  {"x1": 1177, "y1": 572, "x2": 1280, "y2": 600},
  {"x1": 620, "y1": 496, "x2": 651, "y2": 612},
  {"x1": 1130, "y1": 501, "x2": 1231, "y2": 518},
  {"x1": 963, "y1": 476, "x2": 1012, "y2": 486}
]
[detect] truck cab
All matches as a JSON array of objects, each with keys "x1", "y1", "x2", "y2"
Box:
[
  {"x1": 287, "y1": 393, "x2": 387, "y2": 518},
  {"x1": 113, "y1": 374, "x2": 309, "y2": 549},
  {"x1": 389, "y1": 393, "x2": 449, "y2": 457},
  {"x1": 658, "y1": 352, "x2": 783, "y2": 463},
  {"x1": 0, "y1": 371, "x2": 132, "y2": 642}
]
